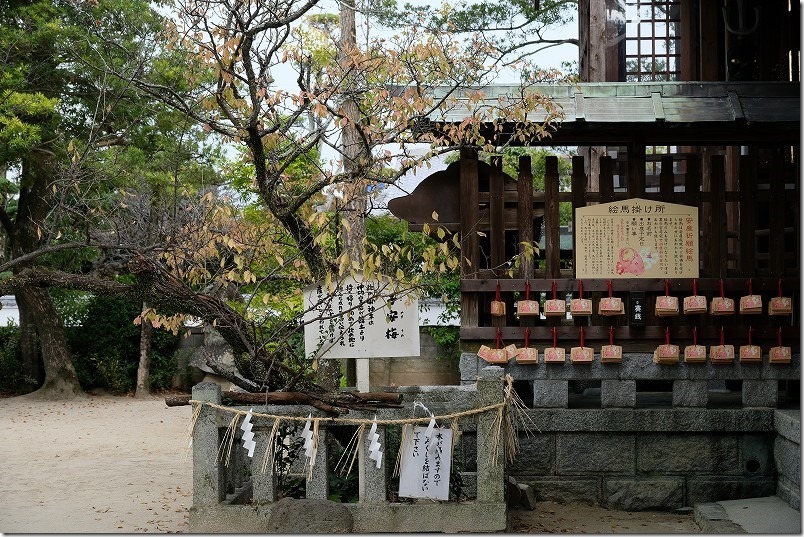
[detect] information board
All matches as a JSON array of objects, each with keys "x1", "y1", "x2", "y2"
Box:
[
  {"x1": 303, "y1": 275, "x2": 419, "y2": 359},
  {"x1": 398, "y1": 425, "x2": 453, "y2": 501},
  {"x1": 575, "y1": 198, "x2": 699, "y2": 279}
]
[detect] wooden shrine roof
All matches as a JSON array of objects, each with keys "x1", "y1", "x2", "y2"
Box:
[{"x1": 418, "y1": 81, "x2": 800, "y2": 146}]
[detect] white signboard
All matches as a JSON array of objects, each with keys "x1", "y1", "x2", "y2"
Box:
[
  {"x1": 303, "y1": 275, "x2": 419, "y2": 359},
  {"x1": 398, "y1": 425, "x2": 452, "y2": 501}
]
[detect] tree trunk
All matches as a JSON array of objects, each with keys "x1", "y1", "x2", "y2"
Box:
[
  {"x1": 135, "y1": 301, "x2": 153, "y2": 398},
  {"x1": 17, "y1": 287, "x2": 83, "y2": 399},
  {"x1": 11, "y1": 156, "x2": 83, "y2": 400},
  {"x1": 16, "y1": 292, "x2": 42, "y2": 392}
]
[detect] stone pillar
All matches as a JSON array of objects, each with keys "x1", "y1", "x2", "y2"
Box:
[
  {"x1": 360, "y1": 425, "x2": 387, "y2": 503},
  {"x1": 533, "y1": 380, "x2": 569, "y2": 408},
  {"x1": 476, "y1": 366, "x2": 505, "y2": 503},
  {"x1": 192, "y1": 382, "x2": 225, "y2": 506},
  {"x1": 742, "y1": 380, "x2": 778, "y2": 407},
  {"x1": 601, "y1": 380, "x2": 636, "y2": 408},
  {"x1": 305, "y1": 424, "x2": 329, "y2": 499},
  {"x1": 251, "y1": 421, "x2": 278, "y2": 503},
  {"x1": 672, "y1": 380, "x2": 708, "y2": 407}
]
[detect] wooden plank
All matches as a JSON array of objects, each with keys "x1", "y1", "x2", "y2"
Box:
[
  {"x1": 518, "y1": 155, "x2": 534, "y2": 280},
  {"x1": 599, "y1": 155, "x2": 614, "y2": 204},
  {"x1": 739, "y1": 154, "x2": 756, "y2": 275},
  {"x1": 544, "y1": 156, "x2": 561, "y2": 278},
  {"x1": 660, "y1": 155, "x2": 675, "y2": 198},
  {"x1": 578, "y1": 0, "x2": 590, "y2": 81},
  {"x1": 490, "y1": 156, "x2": 505, "y2": 276},
  {"x1": 571, "y1": 155, "x2": 587, "y2": 276},
  {"x1": 460, "y1": 325, "x2": 800, "y2": 344},
  {"x1": 460, "y1": 277, "x2": 799, "y2": 293},
  {"x1": 769, "y1": 155, "x2": 785, "y2": 276},
  {"x1": 708, "y1": 155, "x2": 727, "y2": 277},
  {"x1": 459, "y1": 148, "x2": 480, "y2": 329}
]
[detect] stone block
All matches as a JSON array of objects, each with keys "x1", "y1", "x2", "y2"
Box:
[
  {"x1": 459, "y1": 352, "x2": 481, "y2": 382},
  {"x1": 637, "y1": 434, "x2": 740, "y2": 474},
  {"x1": 603, "y1": 478, "x2": 683, "y2": 511},
  {"x1": 601, "y1": 380, "x2": 636, "y2": 408},
  {"x1": 266, "y1": 498, "x2": 353, "y2": 533},
  {"x1": 774, "y1": 436, "x2": 801, "y2": 487},
  {"x1": 672, "y1": 380, "x2": 708, "y2": 407},
  {"x1": 520, "y1": 476, "x2": 602, "y2": 505},
  {"x1": 693, "y1": 503, "x2": 747, "y2": 534},
  {"x1": 518, "y1": 483, "x2": 537, "y2": 510},
  {"x1": 533, "y1": 380, "x2": 568, "y2": 408},
  {"x1": 508, "y1": 433, "x2": 554, "y2": 475},
  {"x1": 618, "y1": 354, "x2": 688, "y2": 380},
  {"x1": 739, "y1": 434, "x2": 775, "y2": 477},
  {"x1": 456, "y1": 471, "x2": 477, "y2": 500},
  {"x1": 777, "y1": 476, "x2": 801, "y2": 511},
  {"x1": 742, "y1": 380, "x2": 778, "y2": 407},
  {"x1": 686, "y1": 476, "x2": 776, "y2": 505},
  {"x1": 774, "y1": 409, "x2": 801, "y2": 444},
  {"x1": 557, "y1": 433, "x2": 635, "y2": 474}
]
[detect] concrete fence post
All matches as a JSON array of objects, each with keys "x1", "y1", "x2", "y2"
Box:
[
  {"x1": 305, "y1": 424, "x2": 330, "y2": 499},
  {"x1": 360, "y1": 425, "x2": 388, "y2": 503},
  {"x1": 192, "y1": 382, "x2": 225, "y2": 506},
  {"x1": 475, "y1": 366, "x2": 505, "y2": 503}
]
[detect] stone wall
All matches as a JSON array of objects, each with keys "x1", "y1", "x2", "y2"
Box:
[
  {"x1": 774, "y1": 409, "x2": 801, "y2": 510},
  {"x1": 458, "y1": 407, "x2": 779, "y2": 510}
]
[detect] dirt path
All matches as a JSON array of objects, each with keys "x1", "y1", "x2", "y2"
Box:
[
  {"x1": 0, "y1": 394, "x2": 192, "y2": 533},
  {"x1": 0, "y1": 393, "x2": 701, "y2": 533}
]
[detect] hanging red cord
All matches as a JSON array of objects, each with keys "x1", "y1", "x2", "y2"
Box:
[
  {"x1": 552, "y1": 280, "x2": 557, "y2": 300},
  {"x1": 692, "y1": 326, "x2": 697, "y2": 346},
  {"x1": 580, "y1": 327, "x2": 585, "y2": 348},
  {"x1": 665, "y1": 327, "x2": 670, "y2": 345},
  {"x1": 777, "y1": 327, "x2": 783, "y2": 347},
  {"x1": 609, "y1": 326, "x2": 614, "y2": 346},
  {"x1": 665, "y1": 279, "x2": 670, "y2": 296},
  {"x1": 495, "y1": 281, "x2": 502, "y2": 302},
  {"x1": 720, "y1": 326, "x2": 725, "y2": 346},
  {"x1": 552, "y1": 326, "x2": 557, "y2": 348},
  {"x1": 607, "y1": 280, "x2": 613, "y2": 298},
  {"x1": 778, "y1": 278, "x2": 783, "y2": 298},
  {"x1": 524, "y1": 328, "x2": 531, "y2": 348},
  {"x1": 578, "y1": 280, "x2": 584, "y2": 299},
  {"x1": 693, "y1": 278, "x2": 698, "y2": 296},
  {"x1": 748, "y1": 278, "x2": 753, "y2": 296},
  {"x1": 525, "y1": 280, "x2": 531, "y2": 301},
  {"x1": 719, "y1": 278, "x2": 725, "y2": 299},
  {"x1": 495, "y1": 328, "x2": 503, "y2": 350},
  {"x1": 748, "y1": 326, "x2": 753, "y2": 346}
]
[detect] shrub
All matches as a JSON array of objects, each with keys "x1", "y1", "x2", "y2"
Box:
[
  {"x1": 67, "y1": 296, "x2": 180, "y2": 394},
  {"x1": 0, "y1": 323, "x2": 25, "y2": 394}
]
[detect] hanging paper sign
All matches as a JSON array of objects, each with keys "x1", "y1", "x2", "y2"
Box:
[
  {"x1": 575, "y1": 198, "x2": 698, "y2": 279},
  {"x1": 398, "y1": 425, "x2": 453, "y2": 501},
  {"x1": 303, "y1": 275, "x2": 419, "y2": 359}
]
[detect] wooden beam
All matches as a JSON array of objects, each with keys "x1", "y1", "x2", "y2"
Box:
[
  {"x1": 490, "y1": 156, "x2": 505, "y2": 276},
  {"x1": 599, "y1": 155, "x2": 614, "y2": 204},
  {"x1": 571, "y1": 155, "x2": 587, "y2": 276},
  {"x1": 709, "y1": 155, "x2": 727, "y2": 277}
]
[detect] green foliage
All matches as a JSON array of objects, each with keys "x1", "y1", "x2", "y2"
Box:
[
  {"x1": 0, "y1": 323, "x2": 27, "y2": 394},
  {"x1": 66, "y1": 295, "x2": 180, "y2": 394},
  {"x1": 424, "y1": 325, "x2": 460, "y2": 360}
]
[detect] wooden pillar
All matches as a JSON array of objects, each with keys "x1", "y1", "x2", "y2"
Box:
[
  {"x1": 460, "y1": 148, "x2": 480, "y2": 331},
  {"x1": 599, "y1": 155, "x2": 615, "y2": 204},
  {"x1": 685, "y1": 155, "x2": 702, "y2": 275},
  {"x1": 518, "y1": 155, "x2": 534, "y2": 280},
  {"x1": 490, "y1": 156, "x2": 505, "y2": 277},
  {"x1": 544, "y1": 156, "x2": 561, "y2": 279},
  {"x1": 709, "y1": 155, "x2": 727, "y2": 277},
  {"x1": 571, "y1": 156, "x2": 587, "y2": 275},
  {"x1": 738, "y1": 153, "x2": 756, "y2": 276},
  {"x1": 627, "y1": 143, "x2": 646, "y2": 198},
  {"x1": 660, "y1": 155, "x2": 675, "y2": 200}
]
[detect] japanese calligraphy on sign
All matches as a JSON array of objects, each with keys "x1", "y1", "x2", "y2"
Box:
[
  {"x1": 398, "y1": 425, "x2": 453, "y2": 501},
  {"x1": 303, "y1": 275, "x2": 420, "y2": 359},
  {"x1": 575, "y1": 198, "x2": 699, "y2": 279}
]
